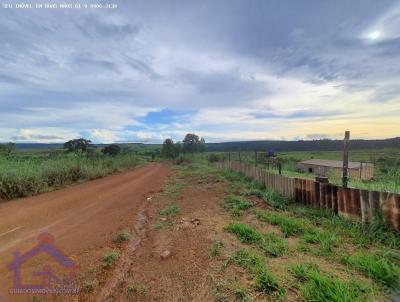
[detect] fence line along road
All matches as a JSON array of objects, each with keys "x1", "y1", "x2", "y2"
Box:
[{"x1": 214, "y1": 161, "x2": 400, "y2": 232}]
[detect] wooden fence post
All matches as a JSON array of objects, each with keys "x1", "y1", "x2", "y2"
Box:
[{"x1": 342, "y1": 131, "x2": 350, "y2": 188}]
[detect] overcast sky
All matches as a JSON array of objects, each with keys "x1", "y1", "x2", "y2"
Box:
[{"x1": 0, "y1": 0, "x2": 400, "y2": 143}]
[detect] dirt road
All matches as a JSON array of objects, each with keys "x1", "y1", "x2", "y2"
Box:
[{"x1": 0, "y1": 163, "x2": 168, "y2": 301}]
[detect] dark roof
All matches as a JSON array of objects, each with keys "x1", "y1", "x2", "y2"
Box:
[{"x1": 299, "y1": 159, "x2": 366, "y2": 169}]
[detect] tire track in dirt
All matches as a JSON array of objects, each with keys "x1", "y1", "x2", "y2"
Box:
[{"x1": 0, "y1": 163, "x2": 169, "y2": 302}]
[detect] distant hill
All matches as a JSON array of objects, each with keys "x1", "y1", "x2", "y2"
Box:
[
  {"x1": 205, "y1": 137, "x2": 400, "y2": 152},
  {"x1": 11, "y1": 137, "x2": 400, "y2": 152},
  {"x1": 15, "y1": 143, "x2": 64, "y2": 150},
  {"x1": 13, "y1": 142, "x2": 156, "y2": 151}
]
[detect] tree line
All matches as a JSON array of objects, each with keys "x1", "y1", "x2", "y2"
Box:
[
  {"x1": 206, "y1": 137, "x2": 400, "y2": 152},
  {"x1": 161, "y1": 133, "x2": 206, "y2": 158}
]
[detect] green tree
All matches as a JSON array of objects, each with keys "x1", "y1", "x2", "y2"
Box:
[
  {"x1": 161, "y1": 138, "x2": 179, "y2": 159},
  {"x1": 0, "y1": 143, "x2": 15, "y2": 156},
  {"x1": 64, "y1": 138, "x2": 92, "y2": 153},
  {"x1": 182, "y1": 133, "x2": 206, "y2": 153},
  {"x1": 102, "y1": 144, "x2": 121, "y2": 157}
]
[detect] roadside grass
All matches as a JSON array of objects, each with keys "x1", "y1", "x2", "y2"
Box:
[
  {"x1": 112, "y1": 229, "x2": 130, "y2": 244},
  {"x1": 225, "y1": 223, "x2": 287, "y2": 257},
  {"x1": 0, "y1": 153, "x2": 142, "y2": 200},
  {"x1": 83, "y1": 280, "x2": 97, "y2": 294},
  {"x1": 233, "y1": 249, "x2": 284, "y2": 298},
  {"x1": 291, "y1": 206, "x2": 400, "y2": 249},
  {"x1": 172, "y1": 158, "x2": 398, "y2": 301},
  {"x1": 126, "y1": 283, "x2": 148, "y2": 297},
  {"x1": 209, "y1": 240, "x2": 224, "y2": 258},
  {"x1": 342, "y1": 251, "x2": 400, "y2": 289},
  {"x1": 159, "y1": 203, "x2": 180, "y2": 217},
  {"x1": 290, "y1": 263, "x2": 374, "y2": 302},
  {"x1": 234, "y1": 287, "x2": 248, "y2": 301},
  {"x1": 302, "y1": 230, "x2": 339, "y2": 256},
  {"x1": 225, "y1": 223, "x2": 262, "y2": 244},
  {"x1": 256, "y1": 211, "x2": 312, "y2": 237},
  {"x1": 259, "y1": 232, "x2": 288, "y2": 257},
  {"x1": 224, "y1": 195, "x2": 253, "y2": 217},
  {"x1": 163, "y1": 181, "x2": 183, "y2": 199},
  {"x1": 253, "y1": 189, "x2": 292, "y2": 210},
  {"x1": 102, "y1": 251, "x2": 119, "y2": 268}
]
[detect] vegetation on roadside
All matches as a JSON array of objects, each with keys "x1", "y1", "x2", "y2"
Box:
[
  {"x1": 102, "y1": 251, "x2": 120, "y2": 268},
  {"x1": 112, "y1": 229, "x2": 130, "y2": 244},
  {"x1": 0, "y1": 140, "x2": 148, "y2": 200},
  {"x1": 173, "y1": 158, "x2": 399, "y2": 301},
  {"x1": 290, "y1": 263, "x2": 374, "y2": 302},
  {"x1": 233, "y1": 249, "x2": 283, "y2": 297}
]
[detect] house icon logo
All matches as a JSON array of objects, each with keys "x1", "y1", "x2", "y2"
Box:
[{"x1": 7, "y1": 233, "x2": 80, "y2": 295}]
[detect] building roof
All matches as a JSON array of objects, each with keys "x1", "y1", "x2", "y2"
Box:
[{"x1": 299, "y1": 159, "x2": 365, "y2": 169}]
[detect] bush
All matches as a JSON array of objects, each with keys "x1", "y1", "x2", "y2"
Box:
[
  {"x1": 208, "y1": 154, "x2": 220, "y2": 163},
  {"x1": 102, "y1": 144, "x2": 121, "y2": 157}
]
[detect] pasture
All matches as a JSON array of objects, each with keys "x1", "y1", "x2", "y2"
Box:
[{"x1": 209, "y1": 148, "x2": 400, "y2": 194}]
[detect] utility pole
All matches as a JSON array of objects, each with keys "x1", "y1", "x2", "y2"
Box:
[{"x1": 342, "y1": 131, "x2": 350, "y2": 188}]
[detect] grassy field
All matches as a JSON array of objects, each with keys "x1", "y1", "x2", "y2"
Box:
[
  {"x1": 170, "y1": 157, "x2": 400, "y2": 301},
  {"x1": 209, "y1": 148, "x2": 400, "y2": 194},
  {"x1": 0, "y1": 147, "x2": 151, "y2": 200}
]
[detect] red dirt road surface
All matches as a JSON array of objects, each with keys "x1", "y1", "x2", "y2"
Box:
[{"x1": 0, "y1": 163, "x2": 168, "y2": 302}]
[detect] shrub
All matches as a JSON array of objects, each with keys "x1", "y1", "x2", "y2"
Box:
[
  {"x1": 102, "y1": 251, "x2": 119, "y2": 268},
  {"x1": 102, "y1": 144, "x2": 121, "y2": 156},
  {"x1": 113, "y1": 230, "x2": 130, "y2": 244},
  {"x1": 208, "y1": 154, "x2": 220, "y2": 163}
]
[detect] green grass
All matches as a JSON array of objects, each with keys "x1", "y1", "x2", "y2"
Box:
[
  {"x1": 163, "y1": 181, "x2": 183, "y2": 198},
  {"x1": 291, "y1": 263, "x2": 374, "y2": 302},
  {"x1": 221, "y1": 148, "x2": 400, "y2": 193},
  {"x1": 209, "y1": 240, "x2": 224, "y2": 258},
  {"x1": 126, "y1": 283, "x2": 148, "y2": 296},
  {"x1": 256, "y1": 211, "x2": 311, "y2": 237},
  {"x1": 259, "y1": 189, "x2": 292, "y2": 210},
  {"x1": 83, "y1": 280, "x2": 97, "y2": 293},
  {"x1": 225, "y1": 223, "x2": 262, "y2": 244},
  {"x1": 233, "y1": 249, "x2": 281, "y2": 295},
  {"x1": 259, "y1": 232, "x2": 287, "y2": 257},
  {"x1": 342, "y1": 251, "x2": 400, "y2": 289},
  {"x1": 159, "y1": 203, "x2": 180, "y2": 217},
  {"x1": 0, "y1": 152, "x2": 142, "y2": 199},
  {"x1": 291, "y1": 206, "x2": 400, "y2": 249},
  {"x1": 225, "y1": 223, "x2": 287, "y2": 257},
  {"x1": 112, "y1": 229, "x2": 130, "y2": 244},
  {"x1": 102, "y1": 251, "x2": 120, "y2": 268},
  {"x1": 302, "y1": 230, "x2": 339, "y2": 256},
  {"x1": 224, "y1": 195, "x2": 253, "y2": 216},
  {"x1": 234, "y1": 287, "x2": 248, "y2": 301}
]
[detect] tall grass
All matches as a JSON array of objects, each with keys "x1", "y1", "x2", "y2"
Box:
[{"x1": 0, "y1": 153, "x2": 142, "y2": 199}]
